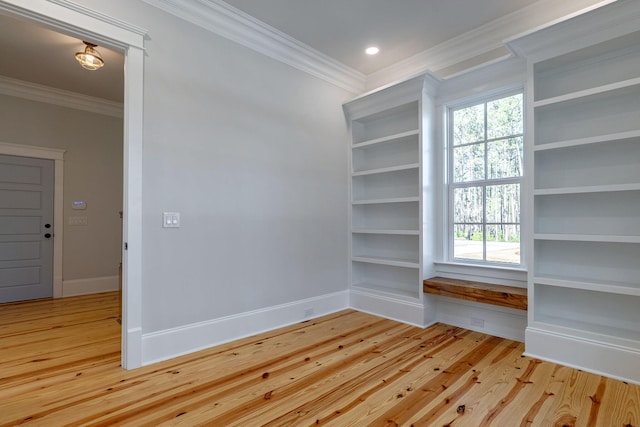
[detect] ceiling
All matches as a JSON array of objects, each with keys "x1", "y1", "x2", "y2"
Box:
[
  {"x1": 0, "y1": 0, "x2": 605, "y2": 102},
  {"x1": 223, "y1": 0, "x2": 538, "y2": 75},
  {"x1": 0, "y1": 13, "x2": 124, "y2": 102}
]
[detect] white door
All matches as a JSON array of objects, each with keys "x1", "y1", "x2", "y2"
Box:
[{"x1": 0, "y1": 155, "x2": 54, "y2": 303}]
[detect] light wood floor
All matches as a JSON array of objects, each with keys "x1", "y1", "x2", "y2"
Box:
[{"x1": 1, "y1": 292, "x2": 639, "y2": 426}]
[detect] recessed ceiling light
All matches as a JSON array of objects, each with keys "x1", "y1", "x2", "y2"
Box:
[{"x1": 365, "y1": 46, "x2": 379, "y2": 55}]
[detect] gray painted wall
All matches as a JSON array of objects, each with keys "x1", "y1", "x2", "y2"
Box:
[
  {"x1": 0, "y1": 95, "x2": 123, "y2": 282},
  {"x1": 71, "y1": 0, "x2": 351, "y2": 334}
]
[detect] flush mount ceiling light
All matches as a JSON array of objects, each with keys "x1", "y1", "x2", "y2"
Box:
[
  {"x1": 365, "y1": 46, "x2": 380, "y2": 55},
  {"x1": 75, "y1": 41, "x2": 104, "y2": 71}
]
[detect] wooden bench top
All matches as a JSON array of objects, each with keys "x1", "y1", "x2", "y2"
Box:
[{"x1": 423, "y1": 277, "x2": 528, "y2": 311}]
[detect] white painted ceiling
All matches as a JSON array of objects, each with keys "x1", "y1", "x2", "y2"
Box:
[
  {"x1": 0, "y1": 0, "x2": 606, "y2": 101},
  {"x1": 223, "y1": 0, "x2": 538, "y2": 75}
]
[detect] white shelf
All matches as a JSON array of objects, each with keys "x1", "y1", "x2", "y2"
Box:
[
  {"x1": 352, "y1": 197, "x2": 419, "y2": 205},
  {"x1": 534, "y1": 182, "x2": 640, "y2": 196},
  {"x1": 352, "y1": 256, "x2": 419, "y2": 268},
  {"x1": 352, "y1": 167, "x2": 419, "y2": 201},
  {"x1": 534, "y1": 283, "x2": 640, "y2": 344},
  {"x1": 533, "y1": 77, "x2": 640, "y2": 108},
  {"x1": 351, "y1": 129, "x2": 419, "y2": 149},
  {"x1": 534, "y1": 129, "x2": 640, "y2": 152},
  {"x1": 525, "y1": 9, "x2": 640, "y2": 384},
  {"x1": 351, "y1": 282, "x2": 419, "y2": 301},
  {"x1": 534, "y1": 234, "x2": 640, "y2": 244},
  {"x1": 352, "y1": 163, "x2": 419, "y2": 177},
  {"x1": 534, "y1": 276, "x2": 640, "y2": 297},
  {"x1": 534, "y1": 239, "x2": 640, "y2": 287},
  {"x1": 352, "y1": 228, "x2": 419, "y2": 236},
  {"x1": 345, "y1": 79, "x2": 433, "y2": 325},
  {"x1": 530, "y1": 320, "x2": 640, "y2": 349}
]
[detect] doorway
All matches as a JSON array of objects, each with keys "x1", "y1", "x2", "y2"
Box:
[{"x1": 0, "y1": 0, "x2": 145, "y2": 369}]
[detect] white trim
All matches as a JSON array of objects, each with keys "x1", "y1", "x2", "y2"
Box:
[
  {"x1": 0, "y1": 0, "x2": 146, "y2": 370},
  {"x1": 142, "y1": 291, "x2": 349, "y2": 366},
  {"x1": 0, "y1": 76, "x2": 123, "y2": 118},
  {"x1": 0, "y1": 142, "x2": 65, "y2": 299},
  {"x1": 121, "y1": 45, "x2": 145, "y2": 370},
  {"x1": 135, "y1": 0, "x2": 626, "y2": 95},
  {"x1": 525, "y1": 327, "x2": 640, "y2": 385},
  {"x1": 366, "y1": 0, "x2": 618, "y2": 90},
  {"x1": 343, "y1": 74, "x2": 437, "y2": 121},
  {"x1": 0, "y1": 141, "x2": 65, "y2": 160},
  {"x1": 507, "y1": 0, "x2": 640, "y2": 62},
  {"x1": 141, "y1": 0, "x2": 365, "y2": 94},
  {"x1": 444, "y1": 90, "x2": 525, "y2": 269},
  {"x1": 433, "y1": 262, "x2": 527, "y2": 288},
  {"x1": 62, "y1": 275, "x2": 119, "y2": 296},
  {"x1": 0, "y1": 0, "x2": 146, "y2": 50},
  {"x1": 349, "y1": 289, "x2": 426, "y2": 327},
  {"x1": 47, "y1": 0, "x2": 148, "y2": 40}
]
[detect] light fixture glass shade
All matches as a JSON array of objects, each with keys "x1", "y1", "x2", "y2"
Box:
[{"x1": 75, "y1": 42, "x2": 104, "y2": 70}]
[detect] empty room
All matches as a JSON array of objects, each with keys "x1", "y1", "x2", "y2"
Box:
[{"x1": 1, "y1": 0, "x2": 639, "y2": 425}]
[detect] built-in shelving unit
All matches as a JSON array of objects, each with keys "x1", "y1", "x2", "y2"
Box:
[
  {"x1": 343, "y1": 75, "x2": 438, "y2": 325},
  {"x1": 509, "y1": 0, "x2": 640, "y2": 384}
]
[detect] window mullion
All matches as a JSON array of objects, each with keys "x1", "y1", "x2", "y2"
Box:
[
  {"x1": 447, "y1": 108, "x2": 454, "y2": 262},
  {"x1": 451, "y1": 177, "x2": 522, "y2": 189},
  {"x1": 483, "y1": 103, "x2": 488, "y2": 262}
]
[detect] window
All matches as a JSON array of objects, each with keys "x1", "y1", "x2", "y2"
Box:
[{"x1": 447, "y1": 91, "x2": 524, "y2": 265}]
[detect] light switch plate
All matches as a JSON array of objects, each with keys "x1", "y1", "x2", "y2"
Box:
[{"x1": 163, "y1": 212, "x2": 180, "y2": 228}]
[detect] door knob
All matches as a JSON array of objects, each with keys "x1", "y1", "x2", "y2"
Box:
[
  {"x1": 44, "y1": 233, "x2": 52, "y2": 239},
  {"x1": 44, "y1": 224, "x2": 51, "y2": 229}
]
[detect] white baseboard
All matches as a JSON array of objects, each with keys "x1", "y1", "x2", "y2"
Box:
[
  {"x1": 525, "y1": 327, "x2": 640, "y2": 385},
  {"x1": 141, "y1": 291, "x2": 349, "y2": 366},
  {"x1": 349, "y1": 289, "x2": 426, "y2": 327},
  {"x1": 434, "y1": 295, "x2": 526, "y2": 342},
  {"x1": 62, "y1": 275, "x2": 119, "y2": 297}
]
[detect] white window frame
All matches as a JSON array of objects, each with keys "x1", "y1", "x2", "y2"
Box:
[{"x1": 445, "y1": 88, "x2": 525, "y2": 268}]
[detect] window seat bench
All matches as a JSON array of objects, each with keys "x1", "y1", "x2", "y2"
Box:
[{"x1": 423, "y1": 277, "x2": 527, "y2": 311}]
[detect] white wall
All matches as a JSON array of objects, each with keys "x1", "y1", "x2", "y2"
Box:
[
  {"x1": 0, "y1": 95, "x2": 123, "y2": 288},
  {"x1": 68, "y1": 0, "x2": 352, "y2": 359}
]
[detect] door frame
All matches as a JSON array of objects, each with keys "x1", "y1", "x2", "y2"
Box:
[
  {"x1": 0, "y1": 143, "x2": 64, "y2": 298},
  {"x1": 0, "y1": 0, "x2": 146, "y2": 369}
]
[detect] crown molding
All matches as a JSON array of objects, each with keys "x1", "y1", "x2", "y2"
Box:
[
  {"x1": 0, "y1": 76, "x2": 124, "y2": 118},
  {"x1": 0, "y1": 0, "x2": 147, "y2": 50},
  {"x1": 47, "y1": 0, "x2": 148, "y2": 38},
  {"x1": 344, "y1": 74, "x2": 441, "y2": 121},
  {"x1": 139, "y1": 0, "x2": 615, "y2": 94},
  {"x1": 506, "y1": 0, "x2": 640, "y2": 62},
  {"x1": 365, "y1": 0, "x2": 612, "y2": 91},
  {"x1": 141, "y1": 0, "x2": 366, "y2": 94}
]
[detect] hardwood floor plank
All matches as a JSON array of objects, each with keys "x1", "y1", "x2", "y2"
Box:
[
  {"x1": 73, "y1": 319, "x2": 407, "y2": 425},
  {"x1": 0, "y1": 292, "x2": 638, "y2": 426},
  {"x1": 122, "y1": 322, "x2": 423, "y2": 426},
  {"x1": 406, "y1": 339, "x2": 527, "y2": 426},
  {"x1": 245, "y1": 326, "x2": 470, "y2": 426}
]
